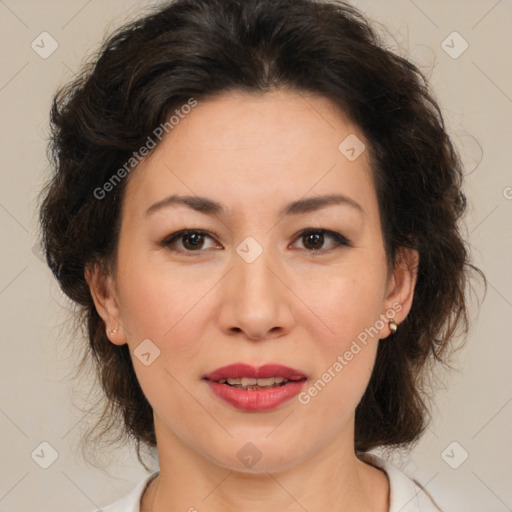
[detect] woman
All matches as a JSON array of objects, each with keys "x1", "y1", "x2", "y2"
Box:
[{"x1": 39, "y1": 0, "x2": 481, "y2": 510}]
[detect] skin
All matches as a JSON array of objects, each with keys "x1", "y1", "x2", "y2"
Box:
[{"x1": 87, "y1": 89, "x2": 418, "y2": 512}]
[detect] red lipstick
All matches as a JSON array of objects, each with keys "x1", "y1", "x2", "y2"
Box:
[
  {"x1": 203, "y1": 363, "x2": 307, "y2": 412},
  {"x1": 203, "y1": 363, "x2": 307, "y2": 381}
]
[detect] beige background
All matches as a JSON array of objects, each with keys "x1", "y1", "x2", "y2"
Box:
[{"x1": 0, "y1": 1, "x2": 511, "y2": 510}]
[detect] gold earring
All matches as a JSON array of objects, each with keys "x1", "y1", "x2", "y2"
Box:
[
  {"x1": 389, "y1": 319, "x2": 398, "y2": 333},
  {"x1": 107, "y1": 325, "x2": 119, "y2": 336}
]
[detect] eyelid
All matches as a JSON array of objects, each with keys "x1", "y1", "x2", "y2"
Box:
[
  {"x1": 291, "y1": 228, "x2": 352, "y2": 251},
  {"x1": 160, "y1": 227, "x2": 351, "y2": 256},
  {"x1": 160, "y1": 229, "x2": 221, "y2": 254}
]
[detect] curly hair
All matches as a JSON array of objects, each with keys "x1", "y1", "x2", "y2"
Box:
[{"x1": 39, "y1": 0, "x2": 483, "y2": 467}]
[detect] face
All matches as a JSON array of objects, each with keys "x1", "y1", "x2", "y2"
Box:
[{"x1": 88, "y1": 89, "x2": 417, "y2": 473}]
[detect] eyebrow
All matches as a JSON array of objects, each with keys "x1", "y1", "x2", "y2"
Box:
[{"x1": 145, "y1": 193, "x2": 363, "y2": 217}]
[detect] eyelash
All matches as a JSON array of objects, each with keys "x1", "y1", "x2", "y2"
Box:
[{"x1": 160, "y1": 228, "x2": 351, "y2": 256}]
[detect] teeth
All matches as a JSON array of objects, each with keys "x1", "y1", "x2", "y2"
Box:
[
  {"x1": 222, "y1": 377, "x2": 290, "y2": 388},
  {"x1": 253, "y1": 377, "x2": 276, "y2": 387}
]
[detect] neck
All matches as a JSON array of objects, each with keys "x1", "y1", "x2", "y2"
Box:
[{"x1": 141, "y1": 415, "x2": 389, "y2": 512}]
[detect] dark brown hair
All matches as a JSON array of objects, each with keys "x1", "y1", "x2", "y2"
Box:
[{"x1": 39, "y1": 0, "x2": 483, "y2": 467}]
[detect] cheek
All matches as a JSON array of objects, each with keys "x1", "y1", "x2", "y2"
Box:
[
  {"x1": 295, "y1": 268, "x2": 385, "y2": 409},
  {"x1": 305, "y1": 268, "x2": 387, "y2": 344},
  {"x1": 116, "y1": 251, "x2": 212, "y2": 340},
  {"x1": 116, "y1": 256, "x2": 218, "y2": 391}
]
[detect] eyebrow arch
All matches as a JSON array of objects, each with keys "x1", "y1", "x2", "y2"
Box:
[
  {"x1": 145, "y1": 193, "x2": 363, "y2": 217},
  {"x1": 146, "y1": 194, "x2": 224, "y2": 216},
  {"x1": 281, "y1": 194, "x2": 363, "y2": 216}
]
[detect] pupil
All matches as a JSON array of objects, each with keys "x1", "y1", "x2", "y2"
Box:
[
  {"x1": 183, "y1": 233, "x2": 203, "y2": 250},
  {"x1": 304, "y1": 232, "x2": 323, "y2": 250}
]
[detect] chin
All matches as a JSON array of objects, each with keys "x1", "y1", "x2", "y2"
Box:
[{"x1": 205, "y1": 437, "x2": 309, "y2": 474}]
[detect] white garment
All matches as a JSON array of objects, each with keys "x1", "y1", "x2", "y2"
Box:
[{"x1": 97, "y1": 452, "x2": 442, "y2": 512}]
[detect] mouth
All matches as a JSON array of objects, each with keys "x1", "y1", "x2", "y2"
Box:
[
  {"x1": 203, "y1": 362, "x2": 308, "y2": 385},
  {"x1": 202, "y1": 363, "x2": 308, "y2": 411},
  {"x1": 206, "y1": 375, "x2": 306, "y2": 390}
]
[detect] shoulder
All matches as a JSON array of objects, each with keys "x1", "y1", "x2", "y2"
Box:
[
  {"x1": 358, "y1": 452, "x2": 443, "y2": 512},
  {"x1": 94, "y1": 471, "x2": 159, "y2": 512}
]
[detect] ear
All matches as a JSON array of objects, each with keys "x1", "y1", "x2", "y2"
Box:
[
  {"x1": 85, "y1": 262, "x2": 127, "y2": 346},
  {"x1": 379, "y1": 247, "x2": 419, "y2": 339}
]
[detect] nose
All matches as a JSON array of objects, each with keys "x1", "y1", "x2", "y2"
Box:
[{"x1": 216, "y1": 247, "x2": 296, "y2": 341}]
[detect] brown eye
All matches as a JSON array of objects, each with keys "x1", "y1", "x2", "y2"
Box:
[
  {"x1": 303, "y1": 231, "x2": 325, "y2": 250},
  {"x1": 294, "y1": 228, "x2": 351, "y2": 252},
  {"x1": 181, "y1": 232, "x2": 206, "y2": 250},
  {"x1": 161, "y1": 229, "x2": 220, "y2": 254}
]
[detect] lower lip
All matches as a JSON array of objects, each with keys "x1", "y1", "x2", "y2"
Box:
[{"x1": 204, "y1": 379, "x2": 307, "y2": 411}]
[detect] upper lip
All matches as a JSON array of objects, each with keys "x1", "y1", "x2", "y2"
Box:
[{"x1": 203, "y1": 363, "x2": 308, "y2": 382}]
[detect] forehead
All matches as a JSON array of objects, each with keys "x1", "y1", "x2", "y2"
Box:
[
  {"x1": 123, "y1": 89, "x2": 377, "y2": 220},
  {"x1": 164, "y1": 89, "x2": 357, "y2": 151}
]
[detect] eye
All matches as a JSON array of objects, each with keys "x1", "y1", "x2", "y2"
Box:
[
  {"x1": 160, "y1": 229, "x2": 221, "y2": 253},
  {"x1": 160, "y1": 228, "x2": 351, "y2": 255},
  {"x1": 293, "y1": 228, "x2": 351, "y2": 252}
]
